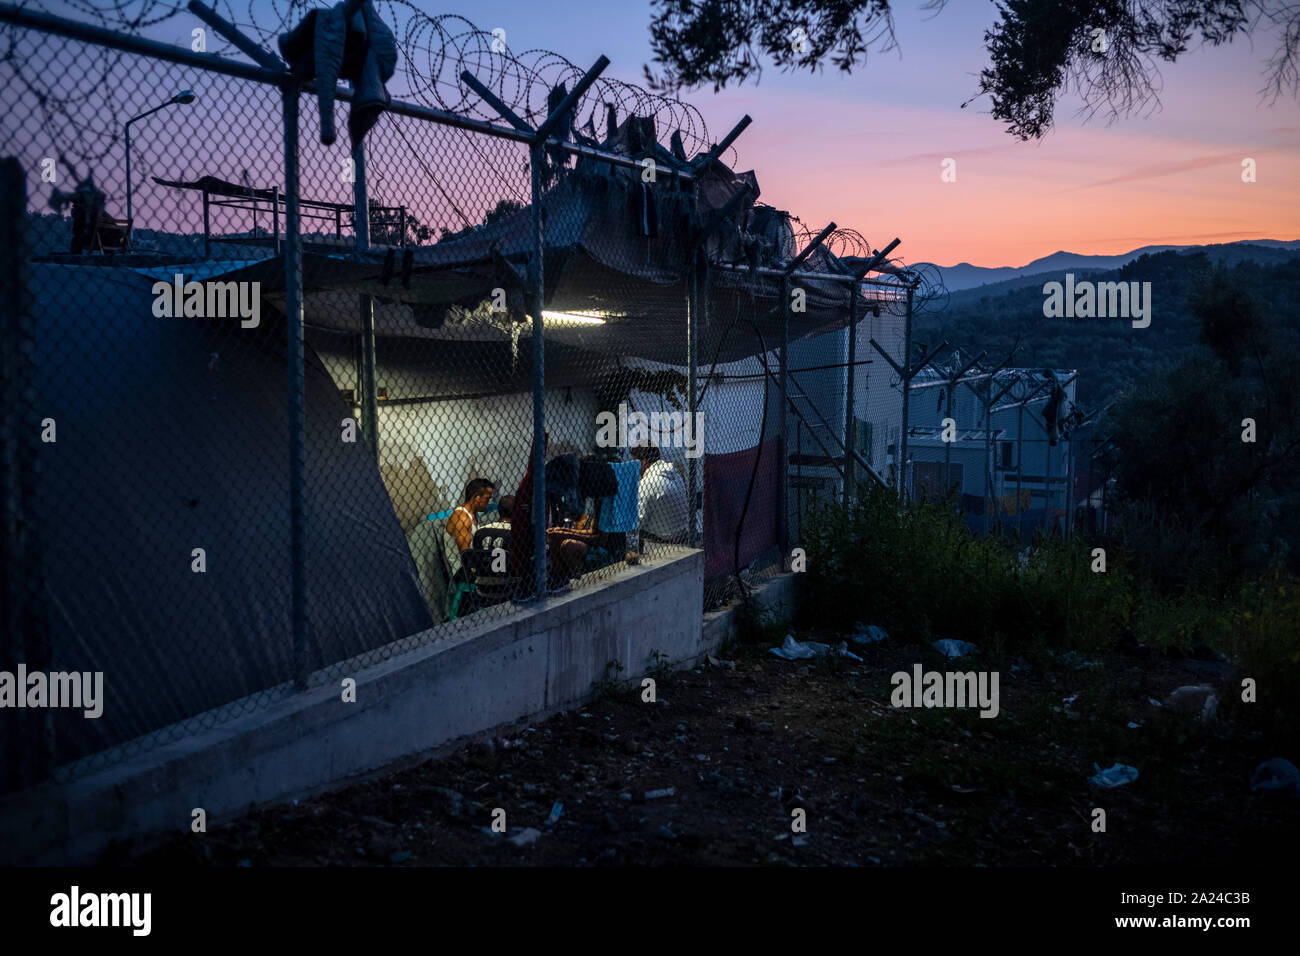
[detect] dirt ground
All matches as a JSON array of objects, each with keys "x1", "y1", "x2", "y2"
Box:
[{"x1": 134, "y1": 630, "x2": 1299, "y2": 867}]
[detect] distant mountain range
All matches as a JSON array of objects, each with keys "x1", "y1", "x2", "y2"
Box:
[{"x1": 925, "y1": 239, "x2": 1300, "y2": 293}]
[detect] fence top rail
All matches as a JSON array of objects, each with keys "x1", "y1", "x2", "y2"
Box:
[{"x1": 711, "y1": 261, "x2": 912, "y2": 291}]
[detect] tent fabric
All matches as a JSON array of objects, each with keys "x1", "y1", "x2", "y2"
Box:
[
  {"x1": 185, "y1": 138, "x2": 857, "y2": 364},
  {"x1": 702, "y1": 438, "x2": 781, "y2": 579},
  {"x1": 21, "y1": 264, "x2": 433, "y2": 766},
  {"x1": 406, "y1": 519, "x2": 450, "y2": 624}
]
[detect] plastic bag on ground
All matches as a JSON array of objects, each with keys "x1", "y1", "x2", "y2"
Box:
[
  {"x1": 932, "y1": 638, "x2": 979, "y2": 659},
  {"x1": 1164, "y1": 684, "x2": 1218, "y2": 721},
  {"x1": 507, "y1": 827, "x2": 542, "y2": 846},
  {"x1": 769, "y1": 635, "x2": 829, "y2": 660},
  {"x1": 770, "y1": 635, "x2": 862, "y2": 661},
  {"x1": 1089, "y1": 762, "x2": 1139, "y2": 788},
  {"x1": 851, "y1": 623, "x2": 888, "y2": 645},
  {"x1": 1250, "y1": 758, "x2": 1300, "y2": 797}
]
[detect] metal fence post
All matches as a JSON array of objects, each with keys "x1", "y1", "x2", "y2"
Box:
[
  {"x1": 778, "y1": 275, "x2": 790, "y2": 553},
  {"x1": 899, "y1": 284, "x2": 914, "y2": 501},
  {"x1": 686, "y1": 251, "x2": 700, "y2": 548},
  {"x1": 1, "y1": 157, "x2": 52, "y2": 789},
  {"x1": 944, "y1": 380, "x2": 954, "y2": 498},
  {"x1": 1045, "y1": 441, "x2": 1055, "y2": 535},
  {"x1": 1066, "y1": 431, "x2": 1076, "y2": 539},
  {"x1": 984, "y1": 379, "x2": 993, "y2": 533},
  {"x1": 283, "y1": 81, "x2": 309, "y2": 690},
  {"x1": 528, "y1": 141, "x2": 548, "y2": 600},
  {"x1": 353, "y1": 139, "x2": 370, "y2": 251},
  {"x1": 359, "y1": 298, "x2": 378, "y2": 455},
  {"x1": 1016, "y1": 401, "x2": 1025, "y2": 525},
  {"x1": 353, "y1": 139, "x2": 378, "y2": 457},
  {"x1": 844, "y1": 281, "x2": 858, "y2": 505}
]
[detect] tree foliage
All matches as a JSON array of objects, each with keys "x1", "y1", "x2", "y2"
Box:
[
  {"x1": 1107, "y1": 263, "x2": 1300, "y2": 590},
  {"x1": 644, "y1": 0, "x2": 1300, "y2": 139},
  {"x1": 919, "y1": 249, "x2": 1300, "y2": 402},
  {"x1": 435, "y1": 198, "x2": 524, "y2": 243},
  {"x1": 644, "y1": 0, "x2": 916, "y2": 91},
  {"x1": 980, "y1": 0, "x2": 1253, "y2": 139}
]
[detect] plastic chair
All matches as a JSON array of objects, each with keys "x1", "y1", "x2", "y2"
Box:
[
  {"x1": 449, "y1": 538, "x2": 517, "y2": 619},
  {"x1": 447, "y1": 573, "x2": 474, "y2": 620}
]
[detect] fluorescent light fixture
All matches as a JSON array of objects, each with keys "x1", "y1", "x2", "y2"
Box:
[{"x1": 536, "y1": 310, "x2": 607, "y2": 325}]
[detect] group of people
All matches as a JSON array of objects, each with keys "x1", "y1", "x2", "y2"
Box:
[{"x1": 440, "y1": 444, "x2": 689, "y2": 609}]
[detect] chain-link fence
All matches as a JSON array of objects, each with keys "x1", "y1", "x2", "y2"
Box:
[{"x1": 0, "y1": 1, "x2": 939, "y2": 792}]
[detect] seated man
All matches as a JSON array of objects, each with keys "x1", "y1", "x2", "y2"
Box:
[
  {"x1": 473, "y1": 494, "x2": 513, "y2": 556},
  {"x1": 544, "y1": 508, "x2": 604, "y2": 592},
  {"x1": 468, "y1": 495, "x2": 515, "y2": 604},
  {"x1": 630, "y1": 443, "x2": 688, "y2": 552},
  {"x1": 442, "y1": 478, "x2": 496, "y2": 586}
]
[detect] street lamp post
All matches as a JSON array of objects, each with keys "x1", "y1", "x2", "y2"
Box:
[{"x1": 124, "y1": 90, "x2": 196, "y2": 227}]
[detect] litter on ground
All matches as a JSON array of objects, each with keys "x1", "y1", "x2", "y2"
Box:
[
  {"x1": 507, "y1": 827, "x2": 542, "y2": 847},
  {"x1": 770, "y1": 635, "x2": 861, "y2": 661},
  {"x1": 1250, "y1": 758, "x2": 1300, "y2": 798},
  {"x1": 932, "y1": 638, "x2": 979, "y2": 659},
  {"x1": 1164, "y1": 684, "x2": 1219, "y2": 721},
  {"x1": 1089, "y1": 762, "x2": 1139, "y2": 788},
  {"x1": 851, "y1": 623, "x2": 889, "y2": 644}
]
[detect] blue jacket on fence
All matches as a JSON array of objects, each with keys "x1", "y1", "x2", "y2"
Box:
[{"x1": 279, "y1": 0, "x2": 396, "y2": 147}]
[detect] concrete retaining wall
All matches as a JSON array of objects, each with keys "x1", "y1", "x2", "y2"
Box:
[
  {"x1": 0, "y1": 548, "x2": 703, "y2": 865},
  {"x1": 702, "y1": 571, "x2": 798, "y2": 652}
]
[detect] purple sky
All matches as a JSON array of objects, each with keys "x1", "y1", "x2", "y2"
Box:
[
  {"x1": 36, "y1": 0, "x2": 1300, "y2": 267},
  {"x1": 422, "y1": 0, "x2": 1300, "y2": 267}
]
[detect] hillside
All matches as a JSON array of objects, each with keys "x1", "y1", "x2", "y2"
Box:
[
  {"x1": 925, "y1": 239, "x2": 1300, "y2": 292},
  {"x1": 916, "y1": 249, "x2": 1300, "y2": 406}
]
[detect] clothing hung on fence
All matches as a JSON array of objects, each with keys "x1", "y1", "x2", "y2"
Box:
[
  {"x1": 1043, "y1": 377, "x2": 1066, "y2": 447},
  {"x1": 604, "y1": 460, "x2": 641, "y2": 533},
  {"x1": 578, "y1": 456, "x2": 618, "y2": 501},
  {"x1": 278, "y1": 0, "x2": 396, "y2": 147},
  {"x1": 632, "y1": 181, "x2": 658, "y2": 237},
  {"x1": 510, "y1": 434, "x2": 543, "y2": 581},
  {"x1": 545, "y1": 453, "x2": 582, "y2": 522}
]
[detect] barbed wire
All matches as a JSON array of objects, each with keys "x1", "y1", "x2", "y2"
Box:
[
  {"x1": 6, "y1": 1, "x2": 936, "y2": 304},
  {"x1": 12, "y1": 0, "x2": 730, "y2": 167},
  {"x1": 778, "y1": 219, "x2": 948, "y2": 318}
]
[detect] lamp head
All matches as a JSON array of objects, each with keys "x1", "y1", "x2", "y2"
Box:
[{"x1": 172, "y1": 90, "x2": 197, "y2": 105}]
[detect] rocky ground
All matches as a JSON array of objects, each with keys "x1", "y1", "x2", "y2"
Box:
[{"x1": 134, "y1": 630, "x2": 1298, "y2": 867}]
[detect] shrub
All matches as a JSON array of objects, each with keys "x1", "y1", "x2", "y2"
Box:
[{"x1": 799, "y1": 483, "x2": 1129, "y2": 653}]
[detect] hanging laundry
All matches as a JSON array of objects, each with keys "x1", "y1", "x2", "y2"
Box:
[
  {"x1": 578, "y1": 456, "x2": 618, "y2": 501},
  {"x1": 510, "y1": 432, "x2": 547, "y2": 584},
  {"x1": 604, "y1": 460, "x2": 641, "y2": 533},
  {"x1": 1042, "y1": 374, "x2": 1066, "y2": 446},
  {"x1": 637, "y1": 181, "x2": 659, "y2": 236},
  {"x1": 545, "y1": 453, "x2": 582, "y2": 522},
  {"x1": 279, "y1": 0, "x2": 397, "y2": 148},
  {"x1": 543, "y1": 82, "x2": 575, "y2": 184}
]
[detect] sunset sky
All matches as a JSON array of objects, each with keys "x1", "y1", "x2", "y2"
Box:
[
  {"x1": 40, "y1": 0, "x2": 1300, "y2": 268},
  {"x1": 424, "y1": 0, "x2": 1300, "y2": 267}
]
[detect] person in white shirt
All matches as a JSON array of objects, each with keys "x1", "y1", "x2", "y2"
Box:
[
  {"x1": 630, "y1": 444, "x2": 688, "y2": 552},
  {"x1": 443, "y1": 478, "x2": 495, "y2": 583}
]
